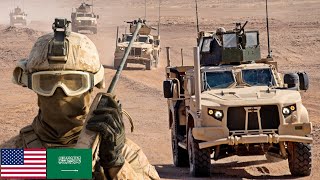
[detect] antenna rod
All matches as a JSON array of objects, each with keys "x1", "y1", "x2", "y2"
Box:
[
  {"x1": 266, "y1": 0, "x2": 272, "y2": 58},
  {"x1": 92, "y1": 0, "x2": 94, "y2": 13},
  {"x1": 158, "y1": 0, "x2": 161, "y2": 36},
  {"x1": 195, "y1": 0, "x2": 200, "y2": 33},
  {"x1": 145, "y1": 0, "x2": 147, "y2": 19}
]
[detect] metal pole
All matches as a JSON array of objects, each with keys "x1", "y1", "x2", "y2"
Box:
[
  {"x1": 145, "y1": 0, "x2": 147, "y2": 19},
  {"x1": 107, "y1": 22, "x2": 142, "y2": 93},
  {"x1": 158, "y1": 0, "x2": 161, "y2": 36},
  {"x1": 181, "y1": 48, "x2": 184, "y2": 66},
  {"x1": 116, "y1": 26, "x2": 119, "y2": 48},
  {"x1": 195, "y1": 0, "x2": 200, "y2": 33},
  {"x1": 194, "y1": 47, "x2": 201, "y2": 117},
  {"x1": 266, "y1": 0, "x2": 272, "y2": 58},
  {"x1": 166, "y1": 47, "x2": 171, "y2": 67}
]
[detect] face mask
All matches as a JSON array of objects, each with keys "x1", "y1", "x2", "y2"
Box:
[{"x1": 32, "y1": 88, "x2": 91, "y2": 145}]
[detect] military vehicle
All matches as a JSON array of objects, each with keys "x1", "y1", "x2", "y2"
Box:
[
  {"x1": 9, "y1": 6, "x2": 27, "y2": 26},
  {"x1": 71, "y1": 2, "x2": 99, "y2": 34},
  {"x1": 163, "y1": 22, "x2": 312, "y2": 177},
  {"x1": 114, "y1": 20, "x2": 161, "y2": 70}
]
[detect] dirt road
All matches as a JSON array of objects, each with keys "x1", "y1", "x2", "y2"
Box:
[{"x1": 0, "y1": 0, "x2": 319, "y2": 179}]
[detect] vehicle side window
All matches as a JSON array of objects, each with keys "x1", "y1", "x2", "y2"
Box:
[
  {"x1": 223, "y1": 33, "x2": 237, "y2": 48},
  {"x1": 201, "y1": 38, "x2": 213, "y2": 53},
  {"x1": 245, "y1": 32, "x2": 259, "y2": 47}
]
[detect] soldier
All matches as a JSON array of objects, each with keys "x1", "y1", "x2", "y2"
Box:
[
  {"x1": 9, "y1": 19, "x2": 160, "y2": 179},
  {"x1": 209, "y1": 27, "x2": 226, "y2": 65}
]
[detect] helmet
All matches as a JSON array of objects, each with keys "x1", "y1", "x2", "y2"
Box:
[
  {"x1": 216, "y1": 27, "x2": 226, "y2": 35},
  {"x1": 12, "y1": 31, "x2": 105, "y2": 96}
]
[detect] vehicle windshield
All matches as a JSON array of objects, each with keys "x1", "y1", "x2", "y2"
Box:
[
  {"x1": 77, "y1": 14, "x2": 85, "y2": 17},
  {"x1": 242, "y1": 68, "x2": 274, "y2": 86},
  {"x1": 125, "y1": 35, "x2": 133, "y2": 42},
  {"x1": 138, "y1": 36, "x2": 148, "y2": 42},
  {"x1": 204, "y1": 71, "x2": 235, "y2": 89},
  {"x1": 85, "y1": 14, "x2": 93, "y2": 17}
]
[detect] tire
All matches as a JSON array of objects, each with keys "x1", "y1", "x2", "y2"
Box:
[
  {"x1": 171, "y1": 111, "x2": 189, "y2": 167},
  {"x1": 146, "y1": 61, "x2": 152, "y2": 70},
  {"x1": 288, "y1": 142, "x2": 312, "y2": 176},
  {"x1": 93, "y1": 28, "x2": 97, "y2": 34},
  {"x1": 113, "y1": 59, "x2": 121, "y2": 70},
  {"x1": 188, "y1": 129, "x2": 211, "y2": 177}
]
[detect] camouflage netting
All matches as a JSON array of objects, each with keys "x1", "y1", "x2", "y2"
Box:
[{"x1": 26, "y1": 32, "x2": 101, "y2": 73}]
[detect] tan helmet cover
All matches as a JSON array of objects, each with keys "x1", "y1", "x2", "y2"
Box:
[
  {"x1": 26, "y1": 32, "x2": 101, "y2": 73},
  {"x1": 13, "y1": 32, "x2": 105, "y2": 89}
]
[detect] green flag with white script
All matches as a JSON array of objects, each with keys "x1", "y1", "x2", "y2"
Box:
[{"x1": 47, "y1": 149, "x2": 92, "y2": 179}]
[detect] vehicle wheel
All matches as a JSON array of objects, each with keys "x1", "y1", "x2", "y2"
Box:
[
  {"x1": 288, "y1": 142, "x2": 312, "y2": 176},
  {"x1": 113, "y1": 59, "x2": 121, "y2": 70},
  {"x1": 188, "y1": 129, "x2": 211, "y2": 177},
  {"x1": 146, "y1": 61, "x2": 152, "y2": 70},
  {"x1": 93, "y1": 28, "x2": 97, "y2": 34},
  {"x1": 172, "y1": 113, "x2": 189, "y2": 167},
  {"x1": 154, "y1": 52, "x2": 159, "y2": 68}
]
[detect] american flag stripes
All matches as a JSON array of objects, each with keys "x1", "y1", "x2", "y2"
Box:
[{"x1": 1, "y1": 148, "x2": 46, "y2": 179}]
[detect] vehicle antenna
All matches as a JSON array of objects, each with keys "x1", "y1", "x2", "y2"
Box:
[
  {"x1": 157, "y1": 0, "x2": 161, "y2": 36},
  {"x1": 195, "y1": 0, "x2": 200, "y2": 34},
  {"x1": 266, "y1": 0, "x2": 272, "y2": 58},
  {"x1": 145, "y1": 0, "x2": 147, "y2": 19}
]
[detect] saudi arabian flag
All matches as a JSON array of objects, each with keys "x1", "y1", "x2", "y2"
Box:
[{"x1": 47, "y1": 149, "x2": 92, "y2": 179}]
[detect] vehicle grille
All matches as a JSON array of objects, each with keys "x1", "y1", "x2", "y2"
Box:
[
  {"x1": 128, "y1": 48, "x2": 142, "y2": 56},
  {"x1": 81, "y1": 20, "x2": 92, "y2": 26},
  {"x1": 227, "y1": 105, "x2": 280, "y2": 132}
]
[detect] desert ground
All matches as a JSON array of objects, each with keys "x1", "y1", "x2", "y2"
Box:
[{"x1": 0, "y1": 0, "x2": 320, "y2": 179}]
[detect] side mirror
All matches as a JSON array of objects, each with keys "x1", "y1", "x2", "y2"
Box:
[
  {"x1": 97, "y1": 15, "x2": 100, "y2": 19},
  {"x1": 149, "y1": 39, "x2": 154, "y2": 44},
  {"x1": 163, "y1": 80, "x2": 174, "y2": 98},
  {"x1": 297, "y1": 72, "x2": 309, "y2": 91},
  {"x1": 118, "y1": 38, "x2": 121, "y2": 43},
  {"x1": 284, "y1": 73, "x2": 299, "y2": 89}
]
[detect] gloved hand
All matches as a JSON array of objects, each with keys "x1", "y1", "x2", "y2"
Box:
[{"x1": 86, "y1": 94, "x2": 125, "y2": 169}]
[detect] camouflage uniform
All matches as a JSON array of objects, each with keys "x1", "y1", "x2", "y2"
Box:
[{"x1": 11, "y1": 31, "x2": 160, "y2": 180}]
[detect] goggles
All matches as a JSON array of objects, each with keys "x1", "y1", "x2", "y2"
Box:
[{"x1": 26, "y1": 66, "x2": 104, "y2": 97}]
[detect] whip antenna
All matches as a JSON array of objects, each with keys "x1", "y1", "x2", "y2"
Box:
[
  {"x1": 266, "y1": 0, "x2": 272, "y2": 58},
  {"x1": 195, "y1": 0, "x2": 200, "y2": 33}
]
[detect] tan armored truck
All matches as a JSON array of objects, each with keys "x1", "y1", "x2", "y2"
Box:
[
  {"x1": 114, "y1": 20, "x2": 160, "y2": 70},
  {"x1": 71, "y1": 2, "x2": 99, "y2": 34},
  {"x1": 163, "y1": 23, "x2": 312, "y2": 177},
  {"x1": 9, "y1": 7, "x2": 27, "y2": 26}
]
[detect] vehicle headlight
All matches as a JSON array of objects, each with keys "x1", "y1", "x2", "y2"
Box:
[
  {"x1": 208, "y1": 108, "x2": 224, "y2": 121},
  {"x1": 14, "y1": 17, "x2": 16, "y2": 19},
  {"x1": 282, "y1": 104, "x2": 296, "y2": 116},
  {"x1": 78, "y1": 20, "x2": 81, "y2": 23},
  {"x1": 142, "y1": 48, "x2": 147, "y2": 52},
  {"x1": 119, "y1": 47, "x2": 125, "y2": 51},
  {"x1": 282, "y1": 107, "x2": 291, "y2": 116}
]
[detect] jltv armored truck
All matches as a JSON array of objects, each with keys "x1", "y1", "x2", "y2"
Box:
[
  {"x1": 9, "y1": 7, "x2": 27, "y2": 26},
  {"x1": 71, "y1": 3, "x2": 99, "y2": 34},
  {"x1": 163, "y1": 23, "x2": 312, "y2": 177},
  {"x1": 114, "y1": 20, "x2": 160, "y2": 70}
]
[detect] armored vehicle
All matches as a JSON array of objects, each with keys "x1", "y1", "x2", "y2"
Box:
[
  {"x1": 114, "y1": 20, "x2": 160, "y2": 70},
  {"x1": 9, "y1": 7, "x2": 27, "y2": 26},
  {"x1": 163, "y1": 23, "x2": 312, "y2": 177},
  {"x1": 71, "y1": 2, "x2": 99, "y2": 34}
]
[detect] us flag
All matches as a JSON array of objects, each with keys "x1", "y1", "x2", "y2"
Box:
[{"x1": 0, "y1": 148, "x2": 46, "y2": 179}]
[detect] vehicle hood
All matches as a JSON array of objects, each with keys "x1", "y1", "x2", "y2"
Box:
[
  {"x1": 199, "y1": 86, "x2": 301, "y2": 107},
  {"x1": 117, "y1": 42, "x2": 152, "y2": 49}
]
